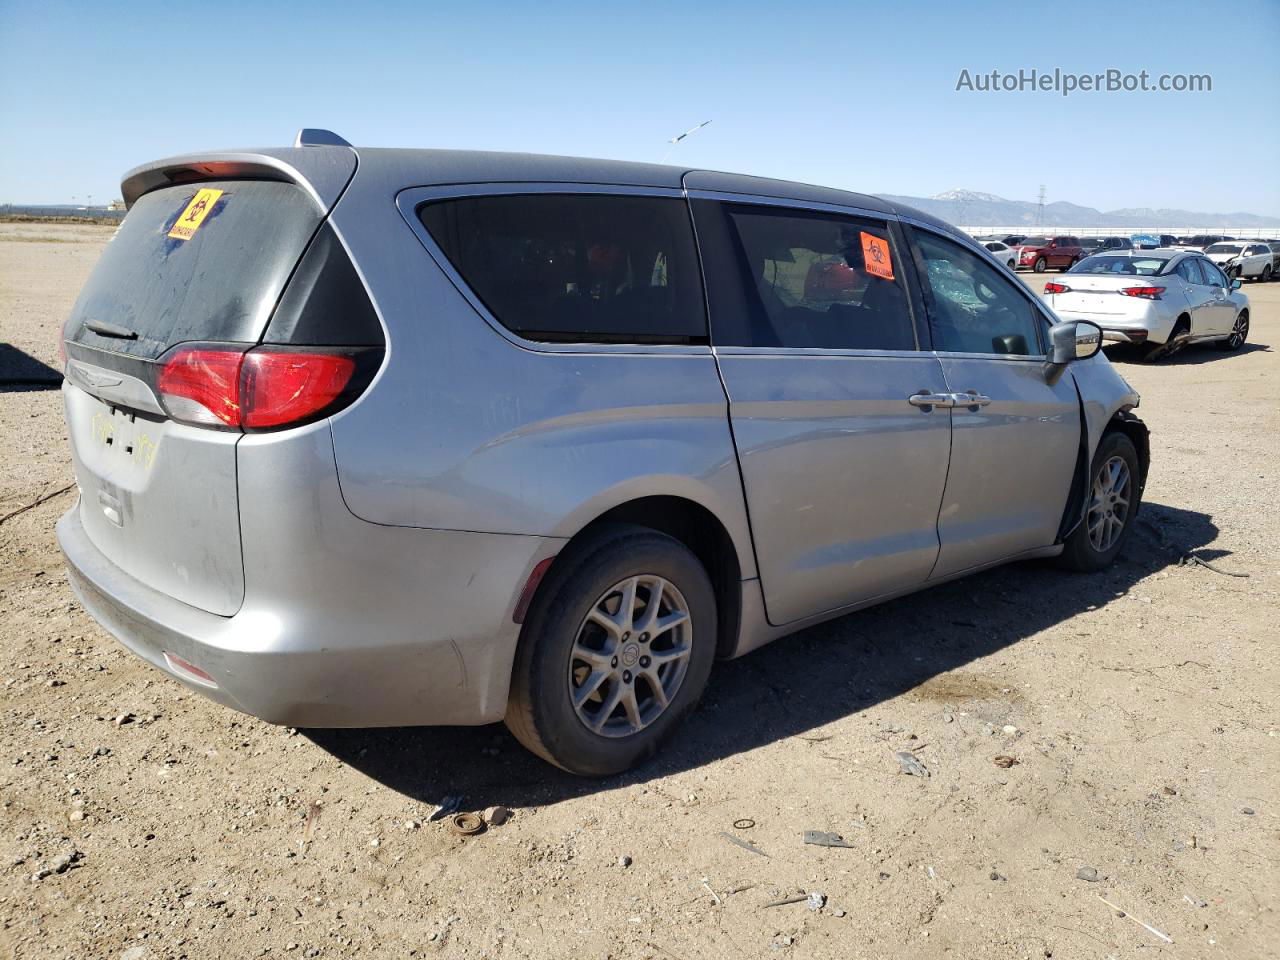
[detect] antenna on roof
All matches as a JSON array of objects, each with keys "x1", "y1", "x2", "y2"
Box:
[
  {"x1": 661, "y1": 120, "x2": 712, "y2": 163},
  {"x1": 294, "y1": 128, "x2": 352, "y2": 148}
]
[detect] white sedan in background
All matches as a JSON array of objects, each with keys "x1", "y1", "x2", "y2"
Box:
[
  {"x1": 1203, "y1": 242, "x2": 1275, "y2": 282},
  {"x1": 1042, "y1": 249, "x2": 1250, "y2": 359},
  {"x1": 981, "y1": 240, "x2": 1018, "y2": 269}
]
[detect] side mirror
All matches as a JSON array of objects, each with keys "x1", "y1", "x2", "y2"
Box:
[
  {"x1": 1232, "y1": 278, "x2": 1243, "y2": 290},
  {"x1": 1044, "y1": 320, "x2": 1102, "y2": 384}
]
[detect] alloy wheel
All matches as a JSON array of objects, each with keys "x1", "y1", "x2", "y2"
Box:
[
  {"x1": 1087, "y1": 456, "x2": 1131, "y2": 553},
  {"x1": 1228, "y1": 313, "x2": 1249, "y2": 349},
  {"x1": 567, "y1": 575, "x2": 693, "y2": 738}
]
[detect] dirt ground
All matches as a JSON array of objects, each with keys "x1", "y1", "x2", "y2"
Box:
[{"x1": 1, "y1": 221, "x2": 1277, "y2": 960}]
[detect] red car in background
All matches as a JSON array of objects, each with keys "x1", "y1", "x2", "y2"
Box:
[{"x1": 1015, "y1": 235, "x2": 1086, "y2": 272}]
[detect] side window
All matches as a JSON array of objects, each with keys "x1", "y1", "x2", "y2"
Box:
[
  {"x1": 692, "y1": 201, "x2": 917, "y2": 350},
  {"x1": 1175, "y1": 259, "x2": 1204, "y2": 284},
  {"x1": 1200, "y1": 260, "x2": 1228, "y2": 286},
  {"x1": 419, "y1": 194, "x2": 705, "y2": 344},
  {"x1": 913, "y1": 230, "x2": 1043, "y2": 356}
]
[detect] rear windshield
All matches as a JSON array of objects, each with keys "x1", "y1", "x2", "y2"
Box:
[
  {"x1": 67, "y1": 180, "x2": 323, "y2": 358},
  {"x1": 1070, "y1": 255, "x2": 1169, "y2": 275}
]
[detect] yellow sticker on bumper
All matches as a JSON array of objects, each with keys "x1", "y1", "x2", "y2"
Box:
[{"x1": 168, "y1": 188, "x2": 224, "y2": 240}]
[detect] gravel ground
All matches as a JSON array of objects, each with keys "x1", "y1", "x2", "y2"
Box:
[{"x1": 1, "y1": 222, "x2": 1277, "y2": 960}]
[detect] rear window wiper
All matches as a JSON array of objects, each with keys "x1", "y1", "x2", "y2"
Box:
[{"x1": 83, "y1": 319, "x2": 139, "y2": 340}]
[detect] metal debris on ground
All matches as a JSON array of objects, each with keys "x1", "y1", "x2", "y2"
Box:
[
  {"x1": 763, "y1": 894, "x2": 811, "y2": 908},
  {"x1": 720, "y1": 831, "x2": 770, "y2": 857},
  {"x1": 427, "y1": 795, "x2": 462, "y2": 822},
  {"x1": 1096, "y1": 894, "x2": 1174, "y2": 944},
  {"x1": 895, "y1": 751, "x2": 930, "y2": 777},
  {"x1": 992, "y1": 755, "x2": 1020, "y2": 768},
  {"x1": 803, "y1": 830, "x2": 855, "y2": 849},
  {"x1": 446, "y1": 812, "x2": 485, "y2": 836}
]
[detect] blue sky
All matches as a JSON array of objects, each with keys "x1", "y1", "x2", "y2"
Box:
[{"x1": 2, "y1": 0, "x2": 1277, "y2": 214}]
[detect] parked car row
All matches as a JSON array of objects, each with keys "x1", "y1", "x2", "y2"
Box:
[{"x1": 972, "y1": 231, "x2": 1280, "y2": 282}]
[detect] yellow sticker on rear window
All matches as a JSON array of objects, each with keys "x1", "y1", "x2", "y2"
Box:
[
  {"x1": 860, "y1": 232, "x2": 894, "y2": 281},
  {"x1": 168, "y1": 188, "x2": 224, "y2": 240}
]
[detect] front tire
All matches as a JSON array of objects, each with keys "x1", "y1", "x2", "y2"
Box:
[
  {"x1": 505, "y1": 524, "x2": 717, "y2": 776},
  {"x1": 1034, "y1": 257, "x2": 1048, "y2": 273},
  {"x1": 1056, "y1": 432, "x2": 1141, "y2": 572}
]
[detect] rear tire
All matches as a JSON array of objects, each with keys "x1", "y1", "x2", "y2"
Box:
[
  {"x1": 1216, "y1": 311, "x2": 1248, "y2": 351},
  {"x1": 505, "y1": 524, "x2": 717, "y2": 776},
  {"x1": 1261, "y1": 265, "x2": 1273, "y2": 283},
  {"x1": 1056, "y1": 432, "x2": 1141, "y2": 572},
  {"x1": 1145, "y1": 317, "x2": 1189, "y2": 361}
]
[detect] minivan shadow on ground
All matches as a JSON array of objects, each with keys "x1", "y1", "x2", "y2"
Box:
[
  {"x1": 0, "y1": 343, "x2": 62, "y2": 390},
  {"x1": 307, "y1": 501, "x2": 1219, "y2": 810}
]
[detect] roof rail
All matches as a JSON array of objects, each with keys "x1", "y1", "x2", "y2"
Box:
[{"x1": 294, "y1": 128, "x2": 352, "y2": 148}]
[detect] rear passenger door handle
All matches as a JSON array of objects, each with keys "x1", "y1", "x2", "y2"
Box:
[{"x1": 908, "y1": 392, "x2": 954, "y2": 410}]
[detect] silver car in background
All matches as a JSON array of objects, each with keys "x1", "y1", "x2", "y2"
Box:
[
  {"x1": 1043, "y1": 249, "x2": 1251, "y2": 359},
  {"x1": 57, "y1": 131, "x2": 1149, "y2": 775}
]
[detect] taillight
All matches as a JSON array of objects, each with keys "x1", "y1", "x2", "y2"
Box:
[
  {"x1": 240, "y1": 350, "x2": 357, "y2": 428},
  {"x1": 156, "y1": 345, "x2": 367, "y2": 430},
  {"x1": 157, "y1": 347, "x2": 245, "y2": 426},
  {"x1": 1120, "y1": 286, "x2": 1165, "y2": 300},
  {"x1": 1043, "y1": 281, "x2": 1069, "y2": 294}
]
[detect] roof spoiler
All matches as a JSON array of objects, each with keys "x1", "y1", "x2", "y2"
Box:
[{"x1": 120, "y1": 133, "x2": 356, "y2": 211}]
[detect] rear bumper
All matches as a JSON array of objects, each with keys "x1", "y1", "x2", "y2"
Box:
[{"x1": 59, "y1": 489, "x2": 561, "y2": 728}]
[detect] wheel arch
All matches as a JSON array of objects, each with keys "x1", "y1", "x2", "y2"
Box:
[{"x1": 527, "y1": 495, "x2": 746, "y2": 660}]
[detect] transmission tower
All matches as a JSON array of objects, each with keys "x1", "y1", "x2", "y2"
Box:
[{"x1": 1036, "y1": 185, "x2": 1047, "y2": 227}]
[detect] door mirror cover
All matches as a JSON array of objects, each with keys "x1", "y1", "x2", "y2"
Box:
[{"x1": 1048, "y1": 320, "x2": 1102, "y2": 365}]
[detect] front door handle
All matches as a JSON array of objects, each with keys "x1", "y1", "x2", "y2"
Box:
[{"x1": 908, "y1": 392, "x2": 954, "y2": 409}]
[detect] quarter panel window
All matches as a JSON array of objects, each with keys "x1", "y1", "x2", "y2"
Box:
[
  {"x1": 693, "y1": 201, "x2": 917, "y2": 350},
  {"x1": 419, "y1": 194, "x2": 706, "y2": 344},
  {"x1": 913, "y1": 230, "x2": 1042, "y2": 356}
]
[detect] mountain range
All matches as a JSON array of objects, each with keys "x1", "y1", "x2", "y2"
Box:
[{"x1": 875, "y1": 189, "x2": 1280, "y2": 229}]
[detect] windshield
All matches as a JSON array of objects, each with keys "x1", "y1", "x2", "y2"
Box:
[
  {"x1": 1020, "y1": 237, "x2": 1049, "y2": 246},
  {"x1": 1070, "y1": 255, "x2": 1169, "y2": 276},
  {"x1": 1205, "y1": 244, "x2": 1243, "y2": 254}
]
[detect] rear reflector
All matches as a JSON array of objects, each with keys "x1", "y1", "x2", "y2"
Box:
[
  {"x1": 1120, "y1": 286, "x2": 1165, "y2": 300},
  {"x1": 1043, "y1": 281, "x2": 1069, "y2": 294},
  {"x1": 156, "y1": 345, "x2": 363, "y2": 431},
  {"x1": 163, "y1": 651, "x2": 218, "y2": 688}
]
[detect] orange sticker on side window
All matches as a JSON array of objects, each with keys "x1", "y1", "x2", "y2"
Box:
[
  {"x1": 168, "y1": 188, "x2": 223, "y2": 240},
  {"x1": 860, "y1": 232, "x2": 894, "y2": 280}
]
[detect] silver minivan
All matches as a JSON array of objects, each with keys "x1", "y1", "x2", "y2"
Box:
[{"x1": 57, "y1": 131, "x2": 1149, "y2": 775}]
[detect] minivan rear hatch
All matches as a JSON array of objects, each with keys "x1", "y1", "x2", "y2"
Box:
[{"x1": 62, "y1": 176, "x2": 332, "y2": 615}]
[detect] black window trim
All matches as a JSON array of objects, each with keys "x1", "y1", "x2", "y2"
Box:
[
  {"x1": 901, "y1": 220, "x2": 1052, "y2": 360},
  {"x1": 685, "y1": 189, "x2": 931, "y2": 356},
  {"x1": 396, "y1": 182, "x2": 713, "y2": 356}
]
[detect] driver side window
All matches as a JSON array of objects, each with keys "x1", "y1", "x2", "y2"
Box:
[{"x1": 913, "y1": 230, "x2": 1042, "y2": 356}]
